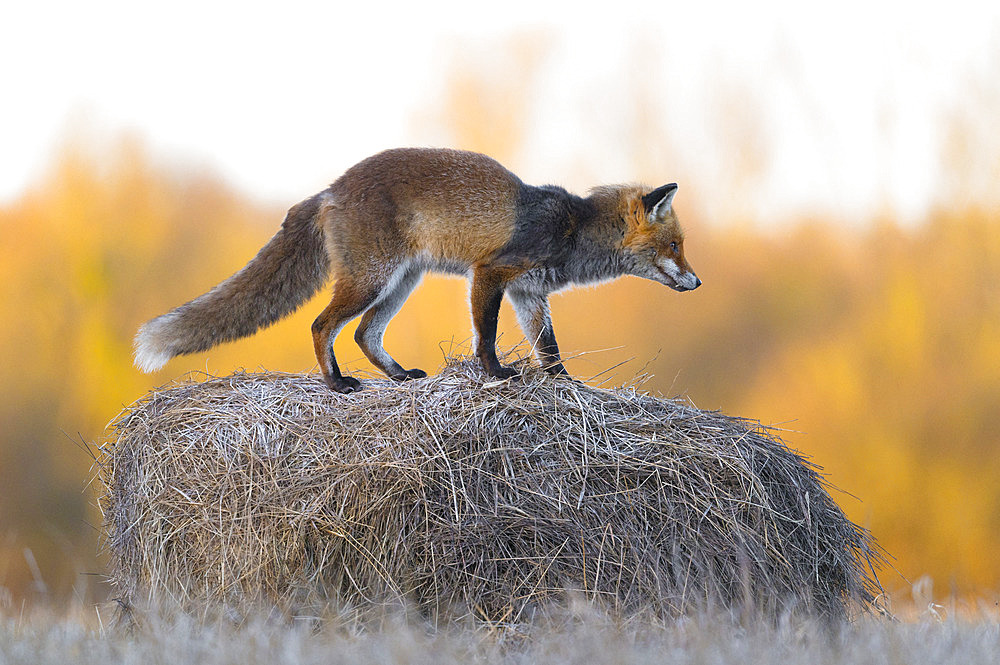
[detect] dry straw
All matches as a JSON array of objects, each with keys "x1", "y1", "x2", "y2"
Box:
[{"x1": 98, "y1": 352, "x2": 885, "y2": 623}]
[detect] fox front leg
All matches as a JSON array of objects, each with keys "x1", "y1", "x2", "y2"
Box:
[
  {"x1": 507, "y1": 288, "x2": 568, "y2": 376},
  {"x1": 469, "y1": 265, "x2": 520, "y2": 379}
]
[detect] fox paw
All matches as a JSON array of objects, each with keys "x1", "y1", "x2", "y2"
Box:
[
  {"x1": 545, "y1": 363, "x2": 570, "y2": 376},
  {"x1": 487, "y1": 365, "x2": 518, "y2": 380},
  {"x1": 327, "y1": 375, "x2": 362, "y2": 393},
  {"x1": 392, "y1": 368, "x2": 427, "y2": 381}
]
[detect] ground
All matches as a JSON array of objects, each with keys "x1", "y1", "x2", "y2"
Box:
[{"x1": 2, "y1": 603, "x2": 998, "y2": 665}]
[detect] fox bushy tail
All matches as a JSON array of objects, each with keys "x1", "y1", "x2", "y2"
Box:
[{"x1": 133, "y1": 194, "x2": 330, "y2": 372}]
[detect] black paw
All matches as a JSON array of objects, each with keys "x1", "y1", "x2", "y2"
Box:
[
  {"x1": 487, "y1": 365, "x2": 518, "y2": 380},
  {"x1": 544, "y1": 363, "x2": 570, "y2": 377},
  {"x1": 391, "y1": 368, "x2": 427, "y2": 382},
  {"x1": 327, "y1": 375, "x2": 362, "y2": 393}
]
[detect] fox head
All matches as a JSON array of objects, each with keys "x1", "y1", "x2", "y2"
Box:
[{"x1": 619, "y1": 184, "x2": 701, "y2": 291}]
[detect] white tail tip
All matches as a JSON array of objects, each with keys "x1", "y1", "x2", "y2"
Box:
[
  {"x1": 133, "y1": 316, "x2": 176, "y2": 373},
  {"x1": 134, "y1": 345, "x2": 171, "y2": 373}
]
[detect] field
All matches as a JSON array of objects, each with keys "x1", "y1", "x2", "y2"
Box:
[
  {"x1": 2, "y1": 603, "x2": 998, "y2": 664},
  {"x1": 3, "y1": 11, "x2": 998, "y2": 663}
]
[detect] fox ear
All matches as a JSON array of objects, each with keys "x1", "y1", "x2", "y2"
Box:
[{"x1": 642, "y1": 183, "x2": 678, "y2": 221}]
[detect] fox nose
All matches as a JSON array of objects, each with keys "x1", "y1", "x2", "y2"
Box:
[{"x1": 693, "y1": 276, "x2": 702, "y2": 289}]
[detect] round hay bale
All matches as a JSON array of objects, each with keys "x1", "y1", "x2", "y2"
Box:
[{"x1": 98, "y1": 355, "x2": 884, "y2": 621}]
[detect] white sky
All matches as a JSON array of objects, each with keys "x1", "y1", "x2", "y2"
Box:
[{"x1": 2, "y1": 0, "x2": 998, "y2": 225}]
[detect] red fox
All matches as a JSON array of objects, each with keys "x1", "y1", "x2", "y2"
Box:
[{"x1": 134, "y1": 148, "x2": 700, "y2": 392}]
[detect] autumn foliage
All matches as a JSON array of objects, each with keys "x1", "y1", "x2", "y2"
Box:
[{"x1": 0, "y1": 136, "x2": 998, "y2": 606}]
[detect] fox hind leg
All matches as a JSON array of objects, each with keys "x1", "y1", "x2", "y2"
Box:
[
  {"x1": 311, "y1": 278, "x2": 381, "y2": 393},
  {"x1": 354, "y1": 267, "x2": 425, "y2": 381},
  {"x1": 508, "y1": 289, "x2": 568, "y2": 376}
]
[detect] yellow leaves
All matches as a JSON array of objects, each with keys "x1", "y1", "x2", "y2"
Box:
[{"x1": 870, "y1": 269, "x2": 928, "y2": 375}]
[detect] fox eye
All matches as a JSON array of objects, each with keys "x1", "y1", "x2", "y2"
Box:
[{"x1": 669, "y1": 241, "x2": 678, "y2": 253}]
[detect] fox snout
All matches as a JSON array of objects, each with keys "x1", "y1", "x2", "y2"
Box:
[
  {"x1": 655, "y1": 255, "x2": 701, "y2": 291},
  {"x1": 671, "y1": 269, "x2": 701, "y2": 291},
  {"x1": 676, "y1": 271, "x2": 702, "y2": 291}
]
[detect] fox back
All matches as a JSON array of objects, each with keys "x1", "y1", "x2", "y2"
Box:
[{"x1": 321, "y1": 148, "x2": 548, "y2": 274}]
